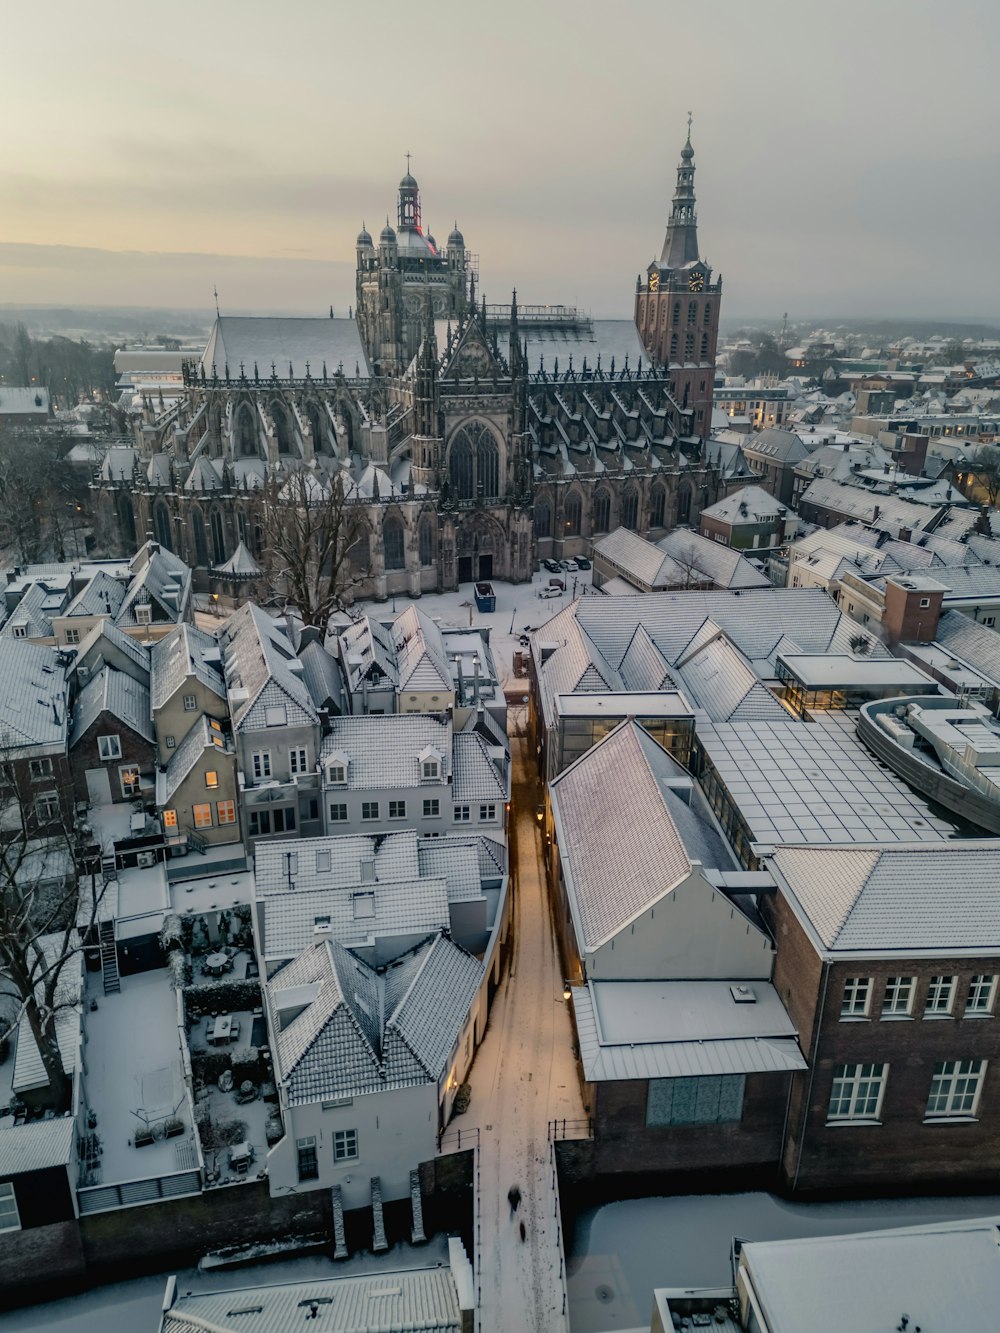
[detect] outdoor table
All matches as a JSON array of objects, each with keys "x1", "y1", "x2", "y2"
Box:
[
  {"x1": 205, "y1": 951, "x2": 229, "y2": 975},
  {"x1": 229, "y1": 1140, "x2": 254, "y2": 1172},
  {"x1": 209, "y1": 1014, "x2": 232, "y2": 1044}
]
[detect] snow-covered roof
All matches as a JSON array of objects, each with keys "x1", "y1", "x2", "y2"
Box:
[
  {"x1": 519, "y1": 319, "x2": 648, "y2": 376},
  {"x1": 674, "y1": 629, "x2": 790, "y2": 724},
  {"x1": 150, "y1": 623, "x2": 225, "y2": 711},
  {"x1": 935, "y1": 609, "x2": 1000, "y2": 687},
  {"x1": 220, "y1": 603, "x2": 318, "y2": 732},
  {"x1": 319, "y1": 713, "x2": 452, "y2": 789},
  {"x1": 769, "y1": 842, "x2": 1000, "y2": 954},
  {"x1": 70, "y1": 665, "x2": 154, "y2": 746},
  {"x1": 573, "y1": 980, "x2": 806, "y2": 1082},
  {"x1": 0, "y1": 582, "x2": 57, "y2": 641},
  {"x1": 0, "y1": 639, "x2": 69, "y2": 749},
  {"x1": 63, "y1": 569, "x2": 127, "y2": 621},
  {"x1": 201, "y1": 315, "x2": 371, "y2": 381},
  {"x1": 452, "y1": 731, "x2": 508, "y2": 803},
  {"x1": 394, "y1": 605, "x2": 453, "y2": 693},
  {"x1": 699, "y1": 483, "x2": 787, "y2": 525},
  {"x1": 656, "y1": 528, "x2": 773, "y2": 590},
  {"x1": 296, "y1": 638, "x2": 346, "y2": 714},
  {"x1": 157, "y1": 715, "x2": 230, "y2": 805},
  {"x1": 0, "y1": 1115, "x2": 75, "y2": 1177},
  {"x1": 212, "y1": 539, "x2": 262, "y2": 578},
  {"x1": 0, "y1": 386, "x2": 49, "y2": 416}
]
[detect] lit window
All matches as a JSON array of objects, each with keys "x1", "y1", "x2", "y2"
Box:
[
  {"x1": 329, "y1": 803, "x2": 348, "y2": 822},
  {"x1": 423, "y1": 798, "x2": 440, "y2": 818},
  {"x1": 827, "y1": 1063, "x2": 887, "y2": 1121},
  {"x1": 966, "y1": 975, "x2": 997, "y2": 1015},
  {"x1": 454, "y1": 805, "x2": 471, "y2": 822},
  {"x1": 926, "y1": 1060, "x2": 986, "y2": 1118},
  {"x1": 252, "y1": 752, "x2": 271, "y2": 781},
  {"x1": 216, "y1": 800, "x2": 236, "y2": 825},
  {"x1": 333, "y1": 1128, "x2": 358, "y2": 1162},
  {"x1": 389, "y1": 800, "x2": 406, "y2": 819},
  {"x1": 0, "y1": 1182, "x2": 20, "y2": 1233},
  {"x1": 119, "y1": 766, "x2": 140, "y2": 797},
  {"x1": 183, "y1": 693, "x2": 197, "y2": 711},
  {"x1": 925, "y1": 976, "x2": 956, "y2": 1016},
  {"x1": 296, "y1": 1136, "x2": 318, "y2": 1181},
  {"x1": 193, "y1": 803, "x2": 213, "y2": 829},
  {"x1": 882, "y1": 976, "x2": 915, "y2": 1017},
  {"x1": 205, "y1": 770, "x2": 219, "y2": 789},
  {"x1": 289, "y1": 748, "x2": 308, "y2": 775},
  {"x1": 840, "y1": 977, "x2": 871, "y2": 1019},
  {"x1": 479, "y1": 803, "x2": 496, "y2": 821},
  {"x1": 361, "y1": 801, "x2": 379, "y2": 821},
  {"x1": 163, "y1": 809, "x2": 178, "y2": 829}
]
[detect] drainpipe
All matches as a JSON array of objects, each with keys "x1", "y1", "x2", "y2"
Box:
[{"x1": 791, "y1": 957, "x2": 830, "y2": 1194}]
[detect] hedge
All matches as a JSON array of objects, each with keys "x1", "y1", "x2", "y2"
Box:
[{"x1": 183, "y1": 977, "x2": 262, "y2": 1019}]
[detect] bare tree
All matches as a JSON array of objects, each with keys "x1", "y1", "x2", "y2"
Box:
[
  {"x1": 0, "y1": 745, "x2": 107, "y2": 1112},
  {"x1": 258, "y1": 467, "x2": 369, "y2": 630},
  {"x1": 971, "y1": 446, "x2": 1000, "y2": 507},
  {"x1": 661, "y1": 538, "x2": 710, "y2": 591}
]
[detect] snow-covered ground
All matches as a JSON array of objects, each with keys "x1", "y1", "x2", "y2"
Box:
[{"x1": 566, "y1": 1191, "x2": 1000, "y2": 1333}]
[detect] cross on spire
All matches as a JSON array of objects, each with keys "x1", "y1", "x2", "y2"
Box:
[
  {"x1": 213, "y1": 285, "x2": 220, "y2": 316},
  {"x1": 405, "y1": 151, "x2": 411, "y2": 173}
]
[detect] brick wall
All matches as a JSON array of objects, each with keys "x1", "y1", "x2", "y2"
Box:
[
  {"x1": 71, "y1": 713, "x2": 155, "y2": 805},
  {"x1": 0, "y1": 1219, "x2": 86, "y2": 1301}
]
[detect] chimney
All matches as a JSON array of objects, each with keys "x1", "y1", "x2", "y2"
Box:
[
  {"x1": 883, "y1": 577, "x2": 944, "y2": 650},
  {"x1": 873, "y1": 505, "x2": 881, "y2": 522}
]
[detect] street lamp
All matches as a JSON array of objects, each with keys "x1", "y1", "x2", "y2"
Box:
[{"x1": 562, "y1": 982, "x2": 572, "y2": 1002}]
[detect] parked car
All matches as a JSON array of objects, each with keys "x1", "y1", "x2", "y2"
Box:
[
  {"x1": 575, "y1": 556, "x2": 591, "y2": 570},
  {"x1": 538, "y1": 586, "x2": 562, "y2": 599},
  {"x1": 562, "y1": 559, "x2": 579, "y2": 572},
  {"x1": 542, "y1": 558, "x2": 561, "y2": 573}
]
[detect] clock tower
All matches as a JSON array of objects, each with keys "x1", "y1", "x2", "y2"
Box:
[{"x1": 635, "y1": 120, "x2": 721, "y2": 440}]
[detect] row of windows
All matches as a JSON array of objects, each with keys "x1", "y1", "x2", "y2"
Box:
[
  {"x1": 535, "y1": 485, "x2": 692, "y2": 540},
  {"x1": 251, "y1": 749, "x2": 311, "y2": 781},
  {"x1": 841, "y1": 975, "x2": 997, "y2": 1021},
  {"x1": 296, "y1": 1129, "x2": 358, "y2": 1181},
  {"x1": 247, "y1": 806, "x2": 296, "y2": 837},
  {"x1": 829, "y1": 1060, "x2": 987, "y2": 1122},
  {"x1": 667, "y1": 332, "x2": 711, "y2": 361},
  {"x1": 163, "y1": 801, "x2": 236, "y2": 832},
  {"x1": 328, "y1": 797, "x2": 496, "y2": 823}
]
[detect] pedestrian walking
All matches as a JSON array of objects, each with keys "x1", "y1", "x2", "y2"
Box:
[
  {"x1": 508, "y1": 1184, "x2": 522, "y2": 1214},
  {"x1": 519, "y1": 1220, "x2": 527, "y2": 1242}
]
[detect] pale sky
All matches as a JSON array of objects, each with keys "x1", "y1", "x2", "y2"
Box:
[{"x1": 2, "y1": 0, "x2": 998, "y2": 322}]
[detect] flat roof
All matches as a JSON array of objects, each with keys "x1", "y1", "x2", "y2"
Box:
[
  {"x1": 776, "y1": 653, "x2": 938, "y2": 690},
  {"x1": 699, "y1": 712, "x2": 959, "y2": 847},
  {"x1": 555, "y1": 690, "x2": 693, "y2": 718}
]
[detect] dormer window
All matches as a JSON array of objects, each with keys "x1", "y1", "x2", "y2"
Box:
[
  {"x1": 325, "y1": 750, "x2": 349, "y2": 786},
  {"x1": 418, "y1": 745, "x2": 442, "y2": 783},
  {"x1": 135, "y1": 605, "x2": 152, "y2": 626}
]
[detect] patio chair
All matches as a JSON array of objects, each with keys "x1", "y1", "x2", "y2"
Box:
[{"x1": 229, "y1": 1020, "x2": 241, "y2": 1041}]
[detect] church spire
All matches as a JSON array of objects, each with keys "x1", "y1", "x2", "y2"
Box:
[{"x1": 660, "y1": 115, "x2": 700, "y2": 269}]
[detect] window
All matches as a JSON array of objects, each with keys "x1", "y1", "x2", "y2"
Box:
[
  {"x1": 28, "y1": 757, "x2": 53, "y2": 780},
  {"x1": 361, "y1": 801, "x2": 379, "y2": 821},
  {"x1": 454, "y1": 805, "x2": 471, "y2": 822},
  {"x1": 165, "y1": 735, "x2": 176, "y2": 749},
  {"x1": 479, "y1": 803, "x2": 496, "y2": 822},
  {"x1": 827, "y1": 1063, "x2": 887, "y2": 1122},
  {"x1": 205, "y1": 770, "x2": 219, "y2": 789},
  {"x1": 296, "y1": 1136, "x2": 319, "y2": 1181},
  {"x1": 882, "y1": 976, "x2": 915, "y2": 1017},
  {"x1": 389, "y1": 800, "x2": 406, "y2": 819},
  {"x1": 193, "y1": 803, "x2": 213, "y2": 830},
  {"x1": 163, "y1": 809, "x2": 178, "y2": 830},
  {"x1": 135, "y1": 605, "x2": 152, "y2": 626},
  {"x1": 333, "y1": 1129, "x2": 358, "y2": 1162},
  {"x1": 423, "y1": 798, "x2": 440, "y2": 818},
  {"x1": 840, "y1": 977, "x2": 872, "y2": 1019},
  {"x1": 966, "y1": 975, "x2": 997, "y2": 1015},
  {"x1": 217, "y1": 800, "x2": 236, "y2": 825},
  {"x1": 0, "y1": 1182, "x2": 20, "y2": 1233},
  {"x1": 322, "y1": 1097, "x2": 353, "y2": 1110},
  {"x1": 383, "y1": 517, "x2": 405, "y2": 571},
  {"x1": 265, "y1": 704, "x2": 287, "y2": 727},
  {"x1": 35, "y1": 792, "x2": 59, "y2": 822},
  {"x1": 119, "y1": 766, "x2": 140, "y2": 796},
  {"x1": 646, "y1": 1075, "x2": 745, "y2": 1126},
  {"x1": 353, "y1": 892, "x2": 375, "y2": 919},
  {"x1": 289, "y1": 748, "x2": 308, "y2": 776},
  {"x1": 926, "y1": 1060, "x2": 986, "y2": 1118},
  {"x1": 327, "y1": 763, "x2": 347, "y2": 785},
  {"x1": 249, "y1": 810, "x2": 270, "y2": 837},
  {"x1": 925, "y1": 976, "x2": 956, "y2": 1016},
  {"x1": 421, "y1": 759, "x2": 440, "y2": 781},
  {"x1": 274, "y1": 807, "x2": 295, "y2": 833},
  {"x1": 252, "y1": 752, "x2": 271, "y2": 781},
  {"x1": 183, "y1": 694, "x2": 197, "y2": 711},
  {"x1": 11, "y1": 624, "x2": 26, "y2": 639},
  {"x1": 919, "y1": 597, "x2": 931, "y2": 608},
  {"x1": 329, "y1": 802, "x2": 348, "y2": 822},
  {"x1": 65, "y1": 629, "x2": 80, "y2": 645}
]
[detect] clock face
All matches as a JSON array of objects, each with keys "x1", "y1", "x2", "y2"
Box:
[
  {"x1": 648, "y1": 271, "x2": 660, "y2": 292},
  {"x1": 688, "y1": 270, "x2": 705, "y2": 292}
]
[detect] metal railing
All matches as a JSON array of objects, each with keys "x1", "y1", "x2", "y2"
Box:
[
  {"x1": 547, "y1": 1117, "x2": 594, "y2": 1141},
  {"x1": 77, "y1": 1167, "x2": 202, "y2": 1215},
  {"x1": 437, "y1": 1124, "x2": 480, "y2": 1155}
]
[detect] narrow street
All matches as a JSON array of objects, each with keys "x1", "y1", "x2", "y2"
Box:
[{"x1": 454, "y1": 736, "x2": 587, "y2": 1332}]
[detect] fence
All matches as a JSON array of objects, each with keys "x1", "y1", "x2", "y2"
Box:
[
  {"x1": 547, "y1": 1118, "x2": 594, "y2": 1142},
  {"x1": 77, "y1": 1167, "x2": 202, "y2": 1215}
]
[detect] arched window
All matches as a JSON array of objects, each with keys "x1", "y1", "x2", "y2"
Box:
[
  {"x1": 535, "y1": 503, "x2": 551, "y2": 540},
  {"x1": 308, "y1": 404, "x2": 328, "y2": 454},
  {"x1": 688, "y1": 301, "x2": 698, "y2": 324},
  {"x1": 191, "y1": 507, "x2": 208, "y2": 566},
  {"x1": 449, "y1": 420, "x2": 501, "y2": 501},
  {"x1": 237, "y1": 510, "x2": 249, "y2": 549},
  {"x1": 703, "y1": 302, "x2": 712, "y2": 325},
  {"x1": 700, "y1": 333, "x2": 709, "y2": 360},
  {"x1": 622, "y1": 490, "x2": 639, "y2": 531},
  {"x1": 153, "y1": 501, "x2": 172, "y2": 552},
  {"x1": 669, "y1": 333, "x2": 678, "y2": 362},
  {"x1": 418, "y1": 517, "x2": 435, "y2": 567},
  {"x1": 210, "y1": 508, "x2": 226, "y2": 565},
  {"x1": 677, "y1": 483, "x2": 692, "y2": 525},
  {"x1": 271, "y1": 401, "x2": 292, "y2": 453},
  {"x1": 117, "y1": 494, "x2": 136, "y2": 547},
  {"x1": 685, "y1": 333, "x2": 695, "y2": 360},
  {"x1": 593, "y1": 489, "x2": 611, "y2": 534},
  {"x1": 383, "y1": 516, "x2": 405, "y2": 571},
  {"x1": 349, "y1": 533, "x2": 370, "y2": 573},
  {"x1": 252, "y1": 522, "x2": 263, "y2": 557},
  {"x1": 564, "y1": 492, "x2": 582, "y2": 536},
  {"x1": 672, "y1": 302, "x2": 681, "y2": 325},
  {"x1": 236, "y1": 403, "x2": 257, "y2": 457},
  {"x1": 650, "y1": 487, "x2": 666, "y2": 529}
]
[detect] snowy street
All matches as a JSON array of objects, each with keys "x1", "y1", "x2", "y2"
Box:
[{"x1": 451, "y1": 736, "x2": 586, "y2": 1332}]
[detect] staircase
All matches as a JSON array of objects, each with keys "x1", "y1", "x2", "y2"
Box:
[
  {"x1": 409, "y1": 1168, "x2": 426, "y2": 1244},
  {"x1": 184, "y1": 827, "x2": 208, "y2": 855},
  {"x1": 101, "y1": 852, "x2": 117, "y2": 885},
  {"x1": 330, "y1": 1185, "x2": 348, "y2": 1260},
  {"x1": 99, "y1": 920, "x2": 120, "y2": 995},
  {"x1": 370, "y1": 1177, "x2": 388, "y2": 1253}
]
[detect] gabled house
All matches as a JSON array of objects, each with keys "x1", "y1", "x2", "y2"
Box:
[
  {"x1": 115, "y1": 541, "x2": 192, "y2": 640},
  {"x1": 150, "y1": 624, "x2": 226, "y2": 764},
  {"x1": 69, "y1": 666, "x2": 155, "y2": 806},
  {"x1": 264, "y1": 932, "x2": 482, "y2": 1210},
  {"x1": 156, "y1": 715, "x2": 239, "y2": 848},
  {"x1": 72, "y1": 620, "x2": 151, "y2": 688},
  {"x1": 0, "y1": 639, "x2": 73, "y2": 834}
]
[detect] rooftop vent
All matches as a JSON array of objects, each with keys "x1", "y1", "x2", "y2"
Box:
[{"x1": 730, "y1": 984, "x2": 757, "y2": 1004}]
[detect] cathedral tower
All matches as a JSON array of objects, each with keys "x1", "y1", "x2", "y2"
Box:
[{"x1": 635, "y1": 121, "x2": 721, "y2": 440}]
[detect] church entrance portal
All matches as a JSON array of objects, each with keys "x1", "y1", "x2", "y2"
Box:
[
  {"x1": 458, "y1": 556, "x2": 473, "y2": 584},
  {"x1": 478, "y1": 554, "x2": 493, "y2": 580}
]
